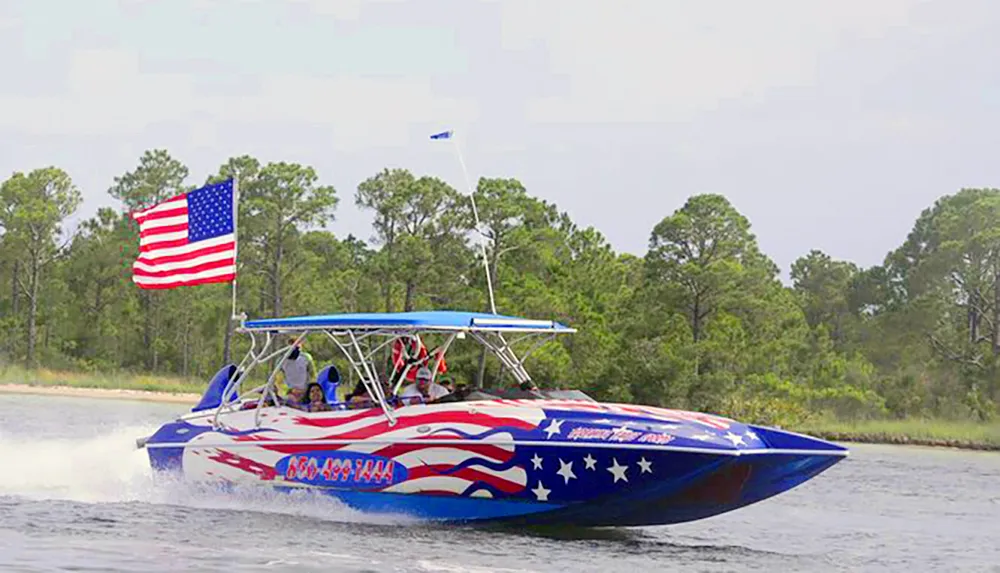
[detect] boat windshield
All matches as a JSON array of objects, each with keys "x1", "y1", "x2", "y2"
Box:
[{"x1": 209, "y1": 311, "x2": 580, "y2": 426}]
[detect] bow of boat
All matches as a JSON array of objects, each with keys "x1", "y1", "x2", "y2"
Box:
[{"x1": 499, "y1": 400, "x2": 848, "y2": 526}]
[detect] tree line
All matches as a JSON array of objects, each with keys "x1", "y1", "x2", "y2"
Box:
[{"x1": 1, "y1": 149, "x2": 998, "y2": 424}]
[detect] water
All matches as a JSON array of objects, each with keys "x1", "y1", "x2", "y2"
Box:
[{"x1": 0, "y1": 394, "x2": 998, "y2": 572}]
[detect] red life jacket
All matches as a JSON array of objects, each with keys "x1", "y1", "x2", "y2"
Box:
[{"x1": 391, "y1": 337, "x2": 448, "y2": 382}]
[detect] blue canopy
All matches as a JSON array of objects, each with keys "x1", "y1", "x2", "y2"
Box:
[{"x1": 242, "y1": 310, "x2": 575, "y2": 333}]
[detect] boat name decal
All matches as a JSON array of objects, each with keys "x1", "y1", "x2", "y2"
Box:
[
  {"x1": 275, "y1": 451, "x2": 407, "y2": 487},
  {"x1": 608, "y1": 428, "x2": 643, "y2": 442},
  {"x1": 567, "y1": 427, "x2": 613, "y2": 440},
  {"x1": 636, "y1": 432, "x2": 675, "y2": 445},
  {"x1": 566, "y1": 426, "x2": 674, "y2": 444}
]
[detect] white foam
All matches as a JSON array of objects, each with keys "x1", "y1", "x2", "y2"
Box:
[
  {"x1": 416, "y1": 560, "x2": 542, "y2": 573},
  {"x1": 0, "y1": 424, "x2": 157, "y2": 503},
  {"x1": 0, "y1": 424, "x2": 416, "y2": 526}
]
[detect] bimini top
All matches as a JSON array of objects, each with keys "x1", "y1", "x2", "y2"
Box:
[{"x1": 242, "y1": 310, "x2": 576, "y2": 333}]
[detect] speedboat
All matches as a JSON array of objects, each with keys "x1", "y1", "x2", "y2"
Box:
[{"x1": 137, "y1": 311, "x2": 847, "y2": 526}]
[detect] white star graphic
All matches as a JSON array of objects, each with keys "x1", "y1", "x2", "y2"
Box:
[
  {"x1": 607, "y1": 458, "x2": 629, "y2": 483},
  {"x1": 531, "y1": 453, "x2": 543, "y2": 470},
  {"x1": 745, "y1": 430, "x2": 758, "y2": 441},
  {"x1": 543, "y1": 419, "x2": 564, "y2": 439},
  {"x1": 637, "y1": 457, "x2": 653, "y2": 474},
  {"x1": 556, "y1": 459, "x2": 576, "y2": 484},
  {"x1": 583, "y1": 453, "x2": 597, "y2": 470},
  {"x1": 531, "y1": 481, "x2": 551, "y2": 502},
  {"x1": 724, "y1": 431, "x2": 746, "y2": 446}
]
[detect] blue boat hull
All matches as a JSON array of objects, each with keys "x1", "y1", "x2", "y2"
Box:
[
  {"x1": 254, "y1": 450, "x2": 842, "y2": 526},
  {"x1": 149, "y1": 420, "x2": 845, "y2": 526},
  {"x1": 143, "y1": 400, "x2": 848, "y2": 527}
]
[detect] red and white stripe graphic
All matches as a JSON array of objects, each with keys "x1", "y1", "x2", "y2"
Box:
[{"x1": 185, "y1": 403, "x2": 545, "y2": 497}]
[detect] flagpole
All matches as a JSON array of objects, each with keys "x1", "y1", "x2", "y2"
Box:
[
  {"x1": 446, "y1": 131, "x2": 498, "y2": 315},
  {"x1": 231, "y1": 174, "x2": 239, "y2": 321}
]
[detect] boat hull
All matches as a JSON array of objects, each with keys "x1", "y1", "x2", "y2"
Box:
[{"x1": 143, "y1": 399, "x2": 847, "y2": 526}]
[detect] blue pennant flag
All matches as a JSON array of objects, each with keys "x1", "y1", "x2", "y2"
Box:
[{"x1": 429, "y1": 130, "x2": 453, "y2": 140}]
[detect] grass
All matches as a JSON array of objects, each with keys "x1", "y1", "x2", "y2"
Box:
[
  {"x1": 796, "y1": 418, "x2": 1000, "y2": 450},
  {"x1": 0, "y1": 364, "x2": 205, "y2": 395}
]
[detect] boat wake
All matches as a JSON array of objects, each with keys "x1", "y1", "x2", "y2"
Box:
[
  {"x1": 0, "y1": 424, "x2": 152, "y2": 503},
  {"x1": 0, "y1": 424, "x2": 415, "y2": 526}
]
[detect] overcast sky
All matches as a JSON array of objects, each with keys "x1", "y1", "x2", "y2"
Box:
[{"x1": 2, "y1": 0, "x2": 998, "y2": 278}]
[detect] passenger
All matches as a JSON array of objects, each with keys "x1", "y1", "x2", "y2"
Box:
[
  {"x1": 517, "y1": 380, "x2": 545, "y2": 398},
  {"x1": 399, "y1": 367, "x2": 451, "y2": 404},
  {"x1": 261, "y1": 382, "x2": 282, "y2": 407},
  {"x1": 285, "y1": 387, "x2": 306, "y2": 407},
  {"x1": 432, "y1": 380, "x2": 468, "y2": 403},
  {"x1": 304, "y1": 383, "x2": 332, "y2": 412},
  {"x1": 242, "y1": 391, "x2": 281, "y2": 409},
  {"x1": 279, "y1": 337, "x2": 315, "y2": 405},
  {"x1": 345, "y1": 381, "x2": 369, "y2": 405},
  {"x1": 346, "y1": 376, "x2": 393, "y2": 408},
  {"x1": 440, "y1": 377, "x2": 456, "y2": 393}
]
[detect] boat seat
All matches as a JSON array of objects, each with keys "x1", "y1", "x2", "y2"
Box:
[
  {"x1": 192, "y1": 364, "x2": 239, "y2": 412},
  {"x1": 316, "y1": 365, "x2": 346, "y2": 409}
]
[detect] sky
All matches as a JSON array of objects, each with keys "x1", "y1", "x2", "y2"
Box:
[{"x1": 2, "y1": 0, "x2": 999, "y2": 279}]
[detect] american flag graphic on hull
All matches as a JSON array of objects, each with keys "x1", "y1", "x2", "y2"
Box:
[
  {"x1": 145, "y1": 388, "x2": 847, "y2": 525},
  {"x1": 181, "y1": 402, "x2": 548, "y2": 498},
  {"x1": 163, "y1": 397, "x2": 750, "y2": 509}
]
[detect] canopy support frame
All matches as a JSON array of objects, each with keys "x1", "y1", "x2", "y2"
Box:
[{"x1": 214, "y1": 320, "x2": 572, "y2": 426}]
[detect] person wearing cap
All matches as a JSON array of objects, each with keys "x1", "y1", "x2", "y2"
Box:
[{"x1": 399, "y1": 366, "x2": 451, "y2": 404}]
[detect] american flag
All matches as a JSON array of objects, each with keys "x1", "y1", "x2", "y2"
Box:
[{"x1": 131, "y1": 179, "x2": 237, "y2": 290}]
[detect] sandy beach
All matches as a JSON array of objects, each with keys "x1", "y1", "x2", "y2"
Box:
[{"x1": 0, "y1": 383, "x2": 199, "y2": 405}]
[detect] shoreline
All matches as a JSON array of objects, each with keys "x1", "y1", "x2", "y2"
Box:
[
  {"x1": 0, "y1": 383, "x2": 199, "y2": 405},
  {"x1": 798, "y1": 430, "x2": 1000, "y2": 452},
  {"x1": 2, "y1": 382, "x2": 997, "y2": 452}
]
